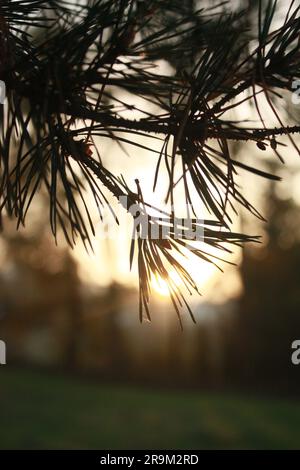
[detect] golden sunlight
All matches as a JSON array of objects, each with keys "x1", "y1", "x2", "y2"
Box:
[
  {"x1": 151, "y1": 271, "x2": 184, "y2": 297},
  {"x1": 151, "y1": 274, "x2": 170, "y2": 297}
]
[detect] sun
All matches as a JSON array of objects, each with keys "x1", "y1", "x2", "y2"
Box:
[
  {"x1": 151, "y1": 275, "x2": 170, "y2": 297},
  {"x1": 150, "y1": 250, "x2": 222, "y2": 299},
  {"x1": 151, "y1": 271, "x2": 183, "y2": 297}
]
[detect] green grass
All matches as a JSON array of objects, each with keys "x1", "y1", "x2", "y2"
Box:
[{"x1": 0, "y1": 367, "x2": 300, "y2": 449}]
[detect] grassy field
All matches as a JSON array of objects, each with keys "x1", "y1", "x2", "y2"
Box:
[{"x1": 0, "y1": 367, "x2": 300, "y2": 449}]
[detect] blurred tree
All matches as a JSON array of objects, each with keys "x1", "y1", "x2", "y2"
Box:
[
  {"x1": 0, "y1": 229, "x2": 83, "y2": 369},
  {"x1": 1, "y1": 0, "x2": 300, "y2": 318},
  {"x1": 225, "y1": 168, "x2": 300, "y2": 391},
  {"x1": 62, "y1": 254, "x2": 83, "y2": 369}
]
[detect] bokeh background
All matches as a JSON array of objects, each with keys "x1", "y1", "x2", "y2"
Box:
[{"x1": 1, "y1": 0, "x2": 300, "y2": 450}]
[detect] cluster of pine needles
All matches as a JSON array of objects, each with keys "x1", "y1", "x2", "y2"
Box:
[{"x1": 1, "y1": 0, "x2": 300, "y2": 323}]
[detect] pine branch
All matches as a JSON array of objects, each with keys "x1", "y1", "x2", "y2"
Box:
[{"x1": 0, "y1": 0, "x2": 300, "y2": 320}]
